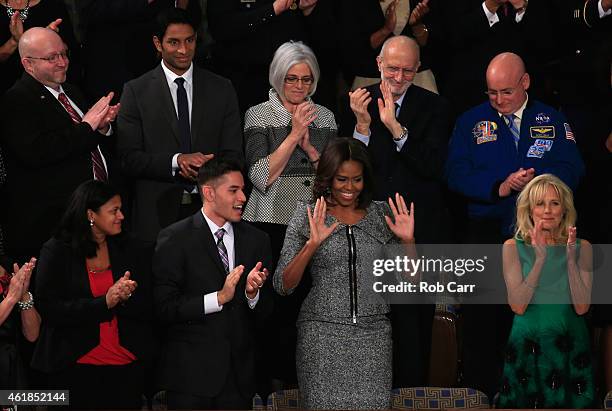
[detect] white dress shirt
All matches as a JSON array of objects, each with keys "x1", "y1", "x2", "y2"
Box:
[
  {"x1": 201, "y1": 210, "x2": 259, "y2": 314},
  {"x1": 482, "y1": 1, "x2": 525, "y2": 27}
]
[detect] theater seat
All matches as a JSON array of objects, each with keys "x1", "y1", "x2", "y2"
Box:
[{"x1": 391, "y1": 387, "x2": 489, "y2": 409}]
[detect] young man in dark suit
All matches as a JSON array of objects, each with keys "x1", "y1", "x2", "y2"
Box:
[
  {"x1": 0, "y1": 27, "x2": 118, "y2": 263},
  {"x1": 346, "y1": 35, "x2": 453, "y2": 388},
  {"x1": 117, "y1": 8, "x2": 243, "y2": 244},
  {"x1": 153, "y1": 156, "x2": 273, "y2": 410}
]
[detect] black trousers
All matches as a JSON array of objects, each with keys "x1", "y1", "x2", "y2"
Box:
[
  {"x1": 459, "y1": 218, "x2": 514, "y2": 399},
  {"x1": 166, "y1": 366, "x2": 251, "y2": 410}
]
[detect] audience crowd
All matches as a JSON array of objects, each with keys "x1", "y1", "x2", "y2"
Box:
[{"x1": 0, "y1": 0, "x2": 610, "y2": 409}]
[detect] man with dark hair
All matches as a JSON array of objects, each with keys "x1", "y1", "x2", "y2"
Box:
[
  {"x1": 117, "y1": 7, "x2": 243, "y2": 244},
  {"x1": 153, "y1": 155, "x2": 273, "y2": 410}
]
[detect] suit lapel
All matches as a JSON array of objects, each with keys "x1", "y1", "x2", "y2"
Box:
[
  {"x1": 233, "y1": 222, "x2": 247, "y2": 269},
  {"x1": 191, "y1": 67, "x2": 204, "y2": 146},
  {"x1": 22, "y1": 74, "x2": 74, "y2": 123},
  {"x1": 397, "y1": 86, "x2": 419, "y2": 132},
  {"x1": 153, "y1": 65, "x2": 181, "y2": 146},
  {"x1": 193, "y1": 212, "x2": 227, "y2": 277}
]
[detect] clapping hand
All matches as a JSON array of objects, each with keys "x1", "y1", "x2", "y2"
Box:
[
  {"x1": 567, "y1": 226, "x2": 577, "y2": 259},
  {"x1": 307, "y1": 197, "x2": 339, "y2": 248},
  {"x1": 83, "y1": 92, "x2": 119, "y2": 133},
  {"x1": 7, "y1": 258, "x2": 36, "y2": 304},
  {"x1": 291, "y1": 101, "x2": 317, "y2": 142},
  {"x1": 105, "y1": 271, "x2": 137, "y2": 308},
  {"x1": 377, "y1": 80, "x2": 401, "y2": 134},
  {"x1": 384, "y1": 193, "x2": 415, "y2": 243},
  {"x1": 299, "y1": 0, "x2": 318, "y2": 15},
  {"x1": 529, "y1": 220, "x2": 547, "y2": 261},
  {"x1": 218, "y1": 265, "x2": 244, "y2": 305},
  {"x1": 9, "y1": 11, "x2": 23, "y2": 43},
  {"x1": 384, "y1": 0, "x2": 398, "y2": 33},
  {"x1": 246, "y1": 261, "x2": 269, "y2": 298},
  {"x1": 409, "y1": 0, "x2": 430, "y2": 26},
  {"x1": 46, "y1": 18, "x2": 62, "y2": 32},
  {"x1": 349, "y1": 88, "x2": 372, "y2": 134}
]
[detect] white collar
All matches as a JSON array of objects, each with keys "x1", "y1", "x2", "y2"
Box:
[
  {"x1": 201, "y1": 209, "x2": 233, "y2": 238},
  {"x1": 161, "y1": 60, "x2": 194, "y2": 86}
]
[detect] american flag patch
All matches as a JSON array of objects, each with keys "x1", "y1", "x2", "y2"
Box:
[{"x1": 564, "y1": 123, "x2": 575, "y2": 142}]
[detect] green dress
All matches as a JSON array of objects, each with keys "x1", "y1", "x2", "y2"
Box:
[{"x1": 498, "y1": 238, "x2": 594, "y2": 408}]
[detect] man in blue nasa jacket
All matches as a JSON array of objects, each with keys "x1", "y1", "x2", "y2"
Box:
[
  {"x1": 447, "y1": 52, "x2": 584, "y2": 241},
  {"x1": 445, "y1": 52, "x2": 584, "y2": 399}
]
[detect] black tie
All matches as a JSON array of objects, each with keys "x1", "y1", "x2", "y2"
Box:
[{"x1": 174, "y1": 77, "x2": 191, "y2": 154}]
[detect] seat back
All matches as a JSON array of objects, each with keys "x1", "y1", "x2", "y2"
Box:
[
  {"x1": 266, "y1": 388, "x2": 301, "y2": 410},
  {"x1": 604, "y1": 390, "x2": 612, "y2": 409},
  {"x1": 391, "y1": 387, "x2": 489, "y2": 409}
]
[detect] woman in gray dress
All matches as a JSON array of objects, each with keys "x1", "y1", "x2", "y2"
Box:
[{"x1": 274, "y1": 138, "x2": 416, "y2": 409}]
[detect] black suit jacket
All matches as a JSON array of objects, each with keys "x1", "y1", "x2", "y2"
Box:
[
  {"x1": 31, "y1": 236, "x2": 154, "y2": 373},
  {"x1": 117, "y1": 64, "x2": 243, "y2": 243},
  {"x1": 153, "y1": 212, "x2": 273, "y2": 398},
  {"x1": 0, "y1": 73, "x2": 113, "y2": 260},
  {"x1": 344, "y1": 84, "x2": 452, "y2": 243}
]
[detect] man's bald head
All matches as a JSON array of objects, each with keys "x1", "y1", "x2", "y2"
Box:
[
  {"x1": 379, "y1": 35, "x2": 420, "y2": 62},
  {"x1": 19, "y1": 27, "x2": 69, "y2": 90},
  {"x1": 377, "y1": 36, "x2": 420, "y2": 99},
  {"x1": 485, "y1": 52, "x2": 530, "y2": 115}
]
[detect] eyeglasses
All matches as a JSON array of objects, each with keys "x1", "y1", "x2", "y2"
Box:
[
  {"x1": 382, "y1": 65, "x2": 417, "y2": 78},
  {"x1": 485, "y1": 74, "x2": 525, "y2": 98},
  {"x1": 26, "y1": 50, "x2": 70, "y2": 64},
  {"x1": 284, "y1": 76, "x2": 314, "y2": 85}
]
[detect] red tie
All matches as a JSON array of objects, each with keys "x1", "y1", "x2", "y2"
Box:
[{"x1": 57, "y1": 93, "x2": 108, "y2": 182}]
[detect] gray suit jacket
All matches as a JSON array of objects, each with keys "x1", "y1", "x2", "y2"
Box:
[{"x1": 117, "y1": 64, "x2": 243, "y2": 242}]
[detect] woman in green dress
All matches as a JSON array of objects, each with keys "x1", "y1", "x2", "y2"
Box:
[{"x1": 499, "y1": 173, "x2": 594, "y2": 408}]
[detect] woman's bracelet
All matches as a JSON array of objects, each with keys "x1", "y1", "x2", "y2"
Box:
[{"x1": 17, "y1": 291, "x2": 34, "y2": 311}]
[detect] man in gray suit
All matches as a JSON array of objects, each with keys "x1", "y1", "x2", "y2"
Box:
[{"x1": 117, "y1": 7, "x2": 242, "y2": 243}]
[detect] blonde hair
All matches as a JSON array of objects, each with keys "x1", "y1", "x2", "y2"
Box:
[{"x1": 514, "y1": 174, "x2": 576, "y2": 243}]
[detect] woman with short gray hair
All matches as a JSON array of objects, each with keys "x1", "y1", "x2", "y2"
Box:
[
  {"x1": 243, "y1": 40, "x2": 337, "y2": 388},
  {"x1": 243, "y1": 41, "x2": 337, "y2": 254}
]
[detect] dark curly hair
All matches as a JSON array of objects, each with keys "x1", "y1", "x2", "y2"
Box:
[
  {"x1": 56, "y1": 180, "x2": 121, "y2": 258},
  {"x1": 312, "y1": 138, "x2": 374, "y2": 209}
]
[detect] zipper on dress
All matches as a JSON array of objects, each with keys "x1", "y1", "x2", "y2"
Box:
[{"x1": 346, "y1": 226, "x2": 358, "y2": 324}]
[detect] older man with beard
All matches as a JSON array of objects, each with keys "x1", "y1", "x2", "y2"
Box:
[{"x1": 346, "y1": 35, "x2": 452, "y2": 388}]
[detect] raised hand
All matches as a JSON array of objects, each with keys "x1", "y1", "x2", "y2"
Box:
[
  {"x1": 46, "y1": 18, "x2": 62, "y2": 33},
  {"x1": 567, "y1": 226, "x2": 577, "y2": 259},
  {"x1": 384, "y1": 193, "x2": 415, "y2": 243},
  {"x1": 409, "y1": 0, "x2": 430, "y2": 26},
  {"x1": 349, "y1": 88, "x2": 372, "y2": 133},
  {"x1": 529, "y1": 220, "x2": 547, "y2": 261},
  {"x1": 299, "y1": 0, "x2": 318, "y2": 15},
  {"x1": 377, "y1": 80, "x2": 400, "y2": 133},
  {"x1": 307, "y1": 197, "x2": 339, "y2": 248},
  {"x1": 15, "y1": 257, "x2": 36, "y2": 297},
  {"x1": 246, "y1": 261, "x2": 269, "y2": 298},
  {"x1": 218, "y1": 265, "x2": 245, "y2": 305},
  {"x1": 273, "y1": 0, "x2": 294, "y2": 15},
  {"x1": 9, "y1": 11, "x2": 24, "y2": 42},
  {"x1": 384, "y1": 0, "x2": 398, "y2": 33}
]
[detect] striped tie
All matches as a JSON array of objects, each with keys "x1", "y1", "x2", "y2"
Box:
[
  {"x1": 215, "y1": 228, "x2": 230, "y2": 274},
  {"x1": 504, "y1": 114, "x2": 520, "y2": 148},
  {"x1": 57, "y1": 93, "x2": 108, "y2": 182}
]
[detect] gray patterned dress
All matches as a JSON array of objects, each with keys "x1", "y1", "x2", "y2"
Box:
[
  {"x1": 274, "y1": 201, "x2": 396, "y2": 409},
  {"x1": 243, "y1": 89, "x2": 337, "y2": 225}
]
